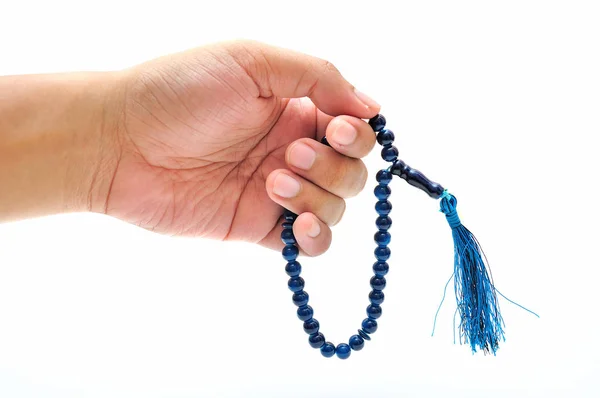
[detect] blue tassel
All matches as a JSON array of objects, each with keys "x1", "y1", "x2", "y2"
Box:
[{"x1": 439, "y1": 191, "x2": 505, "y2": 355}]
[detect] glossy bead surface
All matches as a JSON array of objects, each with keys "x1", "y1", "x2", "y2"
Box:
[
  {"x1": 374, "y1": 246, "x2": 391, "y2": 261},
  {"x1": 349, "y1": 334, "x2": 365, "y2": 351},
  {"x1": 368, "y1": 114, "x2": 387, "y2": 132},
  {"x1": 303, "y1": 319, "x2": 320, "y2": 334},
  {"x1": 320, "y1": 342, "x2": 336, "y2": 358},
  {"x1": 376, "y1": 129, "x2": 395, "y2": 146},
  {"x1": 282, "y1": 245, "x2": 299, "y2": 261},
  {"x1": 292, "y1": 291, "x2": 309, "y2": 306},
  {"x1": 370, "y1": 276, "x2": 387, "y2": 291},
  {"x1": 308, "y1": 332, "x2": 325, "y2": 348},
  {"x1": 358, "y1": 329, "x2": 371, "y2": 341},
  {"x1": 375, "y1": 200, "x2": 392, "y2": 215},
  {"x1": 374, "y1": 185, "x2": 391, "y2": 200},
  {"x1": 285, "y1": 261, "x2": 301, "y2": 277},
  {"x1": 374, "y1": 231, "x2": 391, "y2": 246},
  {"x1": 282, "y1": 221, "x2": 293, "y2": 229},
  {"x1": 367, "y1": 304, "x2": 382, "y2": 319},
  {"x1": 281, "y1": 229, "x2": 296, "y2": 245},
  {"x1": 376, "y1": 216, "x2": 392, "y2": 231},
  {"x1": 288, "y1": 277, "x2": 305, "y2": 292},
  {"x1": 336, "y1": 343, "x2": 351, "y2": 359},
  {"x1": 362, "y1": 318, "x2": 378, "y2": 334},
  {"x1": 376, "y1": 169, "x2": 393, "y2": 185},
  {"x1": 297, "y1": 305, "x2": 314, "y2": 321},
  {"x1": 283, "y1": 209, "x2": 297, "y2": 221},
  {"x1": 369, "y1": 290, "x2": 385, "y2": 305},
  {"x1": 372, "y1": 261, "x2": 389, "y2": 277},
  {"x1": 381, "y1": 145, "x2": 399, "y2": 162}
]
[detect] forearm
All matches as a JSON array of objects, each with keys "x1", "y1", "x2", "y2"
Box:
[{"x1": 0, "y1": 72, "x2": 121, "y2": 222}]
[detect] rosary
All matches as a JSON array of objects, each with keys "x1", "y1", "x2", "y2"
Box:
[{"x1": 280, "y1": 114, "x2": 537, "y2": 359}]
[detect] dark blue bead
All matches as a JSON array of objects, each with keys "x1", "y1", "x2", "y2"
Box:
[
  {"x1": 381, "y1": 145, "x2": 399, "y2": 162},
  {"x1": 375, "y1": 200, "x2": 392, "y2": 215},
  {"x1": 288, "y1": 277, "x2": 305, "y2": 292},
  {"x1": 336, "y1": 343, "x2": 351, "y2": 359},
  {"x1": 372, "y1": 261, "x2": 389, "y2": 277},
  {"x1": 376, "y1": 216, "x2": 392, "y2": 231},
  {"x1": 374, "y1": 246, "x2": 391, "y2": 261},
  {"x1": 320, "y1": 342, "x2": 336, "y2": 358},
  {"x1": 303, "y1": 319, "x2": 320, "y2": 334},
  {"x1": 358, "y1": 329, "x2": 371, "y2": 341},
  {"x1": 362, "y1": 318, "x2": 378, "y2": 334},
  {"x1": 282, "y1": 221, "x2": 293, "y2": 229},
  {"x1": 374, "y1": 185, "x2": 391, "y2": 200},
  {"x1": 308, "y1": 332, "x2": 325, "y2": 348},
  {"x1": 285, "y1": 261, "x2": 302, "y2": 277},
  {"x1": 369, "y1": 290, "x2": 385, "y2": 305},
  {"x1": 368, "y1": 114, "x2": 387, "y2": 132},
  {"x1": 297, "y1": 305, "x2": 314, "y2": 321},
  {"x1": 282, "y1": 245, "x2": 299, "y2": 261},
  {"x1": 367, "y1": 304, "x2": 382, "y2": 319},
  {"x1": 374, "y1": 231, "x2": 391, "y2": 246},
  {"x1": 376, "y1": 129, "x2": 395, "y2": 146},
  {"x1": 320, "y1": 136, "x2": 330, "y2": 146},
  {"x1": 376, "y1": 169, "x2": 393, "y2": 185},
  {"x1": 370, "y1": 276, "x2": 387, "y2": 291},
  {"x1": 349, "y1": 334, "x2": 365, "y2": 351},
  {"x1": 292, "y1": 291, "x2": 309, "y2": 306},
  {"x1": 281, "y1": 229, "x2": 296, "y2": 245},
  {"x1": 283, "y1": 209, "x2": 297, "y2": 221}
]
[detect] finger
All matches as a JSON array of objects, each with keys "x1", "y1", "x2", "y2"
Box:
[
  {"x1": 265, "y1": 169, "x2": 345, "y2": 226},
  {"x1": 322, "y1": 115, "x2": 377, "y2": 159},
  {"x1": 228, "y1": 40, "x2": 381, "y2": 118},
  {"x1": 292, "y1": 212, "x2": 332, "y2": 256},
  {"x1": 285, "y1": 138, "x2": 368, "y2": 198}
]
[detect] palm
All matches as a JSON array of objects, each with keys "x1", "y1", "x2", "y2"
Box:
[{"x1": 106, "y1": 51, "x2": 318, "y2": 245}]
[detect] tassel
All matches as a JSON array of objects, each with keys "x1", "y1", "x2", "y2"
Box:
[{"x1": 439, "y1": 191, "x2": 504, "y2": 355}]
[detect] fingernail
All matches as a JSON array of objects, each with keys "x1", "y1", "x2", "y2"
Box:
[
  {"x1": 307, "y1": 216, "x2": 321, "y2": 238},
  {"x1": 273, "y1": 173, "x2": 301, "y2": 198},
  {"x1": 288, "y1": 142, "x2": 316, "y2": 170},
  {"x1": 330, "y1": 120, "x2": 357, "y2": 146},
  {"x1": 354, "y1": 88, "x2": 380, "y2": 110}
]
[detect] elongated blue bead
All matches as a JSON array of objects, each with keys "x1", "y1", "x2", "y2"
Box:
[
  {"x1": 308, "y1": 332, "x2": 325, "y2": 348},
  {"x1": 375, "y1": 200, "x2": 392, "y2": 215},
  {"x1": 369, "y1": 290, "x2": 385, "y2": 305},
  {"x1": 320, "y1": 342, "x2": 336, "y2": 358},
  {"x1": 372, "y1": 261, "x2": 389, "y2": 277},
  {"x1": 349, "y1": 334, "x2": 365, "y2": 351},
  {"x1": 303, "y1": 319, "x2": 320, "y2": 334},
  {"x1": 288, "y1": 277, "x2": 305, "y2": 292},
  {"x1": 374, "y1": 231, "x2": 391, "y2": 246},
  {"x1": 285, "y1": 261, "x2": 301, "y2": 277},
  {"x1": 292, "y1": 291, "x2": 309, "y2": 306},
  {"x1": 336, "y1": 343, "x2": 351, "y2": 359},
  {"x1": 367, "y1": 304, "x2": 382, "y2": 319},
  {"x1": 370, "y1": 276, "x2": 387, "y2": 291},
  {"x1": 381, "y1": 145, "x2": 399, "y2": 162},
  {"x1": 376, "y1": 216, "x2": 392, "y2": 231},
  {"x1": 362, "y1": 318, "x2": 378, "y2": 334},
  {"x1": 281, "y1": 229, "x2": 296, "y2": 245},
  {"x1": 374, "y1": 185, "x2": 391, "y2": 200},
  {"x1": 377, "y1": 129, "x2": 395, "y2": 146},
  {"x1": 368, "y1": 114, "x2": 387, "y2": 132},
  {"x1": 374, "y1": 246, "x2": 391, "y2": 261},
  {"x1": 282, "y1": 245, "x2": 299, "y2": 261},
  {"x1": 297, "y1": 305, "x2": 314, "y2": 321}
]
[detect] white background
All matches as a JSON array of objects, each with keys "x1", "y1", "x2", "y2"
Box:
[{"x1": 1, "y1": 1, "x2": 599, "y2": 397}]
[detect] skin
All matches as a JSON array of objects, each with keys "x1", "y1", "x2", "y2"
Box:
[{"x1": 0, "y1": 40, "x2": 380, "y2": 256}]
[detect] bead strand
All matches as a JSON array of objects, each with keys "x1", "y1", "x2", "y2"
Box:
[{"x1": 281, "y1": 114, "x2": 394, "y2": 359}]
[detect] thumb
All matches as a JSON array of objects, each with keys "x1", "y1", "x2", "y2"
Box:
[{"x1": 224, "y1": 40, "x2": 380, "y2": 118}]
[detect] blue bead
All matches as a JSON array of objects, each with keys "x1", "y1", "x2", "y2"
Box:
[
  {"x1": 369, "y1": 290, "x2": 385, "y2": 305},
  {"x1": 376, "y1": 169, "x2": 393, "y2": 185},
  {"x1": 362, "y1": 318, "x2": 378, "y2": 334},
  {"x1": 281, "y1": 229, "x2": 296, "y2": 245},
  {"x1": 285, "y1": 261, "x2": 301, "y2": 277},
  {"x1": 320, "y1": 136, "x2": 330, "y2": 146},
  {"x1": 375, "y1": 200, "x2": 392, "y2": 215},
  {"x1": 368, "y1": 114, "x2": 387, "y2": 132},
  {"x1": 292, "y1": 291, "x2": 309, "y2": 306},
  {"x1": 283, "y1": 209, "x2": 297, "y2": 221},
  {"x1": 374, "y1": 185, "x2": 391, "y2": 200},
  {"x1": 282, "y1": 221, "x2": 293, "y2": 229},
  {"x1": 372, "y1": 261, "x2": 389, "y2": 277},
  {"x1": 367, "y1": 304, "x2": 382, "y2": 319},
  {"x1": 349, "y1": 334, "x2": 365, "y2": 351},
  {"x1": 381, "y1": 145, "x2": 399, "y2": 162},
  {"x1": 374, "y1": 231, "x2": 391, "y2": 246},
  {"x1": 282, "y1": 245, "x2": 299, "y2": 261},
  {"x1": 303, "y1": 319, "x2": 320, "y2": 334},
  {"x1": 358, "y1": 329, "x2": 372, "y2": 341},
  {"x1": 320, "y1": 342, "x2": 336, "y2": 358},
  {"x1": 374, "y1": 246, "x2": 391, "y2": 261},
  {"x1": 376, "y1": 129, "x2": 395, "y2": 146},
  {"x1": 370, "y1": 276, "x2": 387, "y2": 291},
  {"x1": 288, "y1": 277, "x2": 305, "y2": 292},
  {"x1": 308, "y1": 332, "x2": 325, "y2": 348},
  {"x1": 376, "y1": 216, "x2": 392, "y2": 231},
  {"x1": 297, "y1": 305, "x2": 314, "y2": 321},
  {"x1": 336, "y1": 343, "x2": 351, "y2": 359}
]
